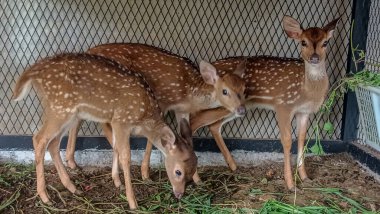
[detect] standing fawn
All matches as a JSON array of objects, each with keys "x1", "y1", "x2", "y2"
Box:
[
  {"x1": 65, "y1": 43, "x2": 247, "y2": 182},
  {"x1": 12, "y1": 53, "x2": 197, "y2": 209},
  {"x1": 190, "y1": 16, "x2": 340, "y2": 190}
]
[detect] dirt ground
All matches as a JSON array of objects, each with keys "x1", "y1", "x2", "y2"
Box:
[{"x1": 0, "y1": 153, "x2": 379, "y2": 213}]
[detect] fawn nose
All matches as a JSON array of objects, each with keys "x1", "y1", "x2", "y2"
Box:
[
  {"x1": 310, "y1": 53, "x2": 320, "y2": 64},
  {"x1": 236, "y1": 105, "x2": 246, "y2": 116},
  {"x1": 174, "y1": 191, "x2": 183, "y2": 199}
]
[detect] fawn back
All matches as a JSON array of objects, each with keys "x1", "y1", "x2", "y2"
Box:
[{"x1": 87, "y1": 43, "x2": 246, "y2": 115}]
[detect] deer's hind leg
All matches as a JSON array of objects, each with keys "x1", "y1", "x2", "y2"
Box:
[
  {"x1": 65, "y1": 120, "x2": 83, "y2": 169},
  {"x1": 33, "y1": 113, "x2": 75, "y2": 204}
]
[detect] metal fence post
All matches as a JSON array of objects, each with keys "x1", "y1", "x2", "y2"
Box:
[{"x1": 341, "y1": 0, "x2": 371, "y2": 142}]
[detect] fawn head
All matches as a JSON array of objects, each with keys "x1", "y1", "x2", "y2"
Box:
[
  {"x1": 159, "y1": 119, "x2": 197, "y2": 199},
  {"x1": 283, "y1": 15, "x2": 340, "y2": 65},
  {"x1": 199, "y1": 60, "x2": 246, "y2": 116}
]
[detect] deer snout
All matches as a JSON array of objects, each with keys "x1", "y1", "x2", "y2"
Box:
[
  {"x1": 236, "y1": 105, "x2": 246, "y2": 116},
  {"x1": 174, "y1": 191, "x2": 184, "y2": 199},
  {"x1": 309, "y1": 53, "x2": 320, "y2": 64}
]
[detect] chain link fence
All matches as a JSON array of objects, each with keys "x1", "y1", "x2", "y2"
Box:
[
  {"x1": 356, "y1": 0, "x2": 380, "y2": 148},
  {"x1": 365, "y1": 0, "x2": 380, "y2": 73},
  {"x1": 0, "y1": 0, "x2": 352, "y2": 140}
]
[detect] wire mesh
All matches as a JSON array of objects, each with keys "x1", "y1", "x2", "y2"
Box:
[
  {"x1": 357, "y1": 0, "x2": 380, "y2": 146},
  {"x1": 0, "y1": 0, "x2": 352, "y2": 140},
  {"x1": 365, "y1": 0, "x2": 380, "y2": 73}
]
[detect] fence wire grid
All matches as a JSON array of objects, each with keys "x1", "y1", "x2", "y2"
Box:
[
  {"x1": 357, "y1": 0, "x2": 380, "y2": 146},
  {"x1": 0, "y1": 0, "x2": 353, "y2": 140}
]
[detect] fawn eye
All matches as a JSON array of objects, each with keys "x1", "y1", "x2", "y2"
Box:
[
  {"x1": 175, "y1": 170, "x2": 182, "y2": 177},
  {"x1": 222, "y1": 89, "x2": 228, "y2": 95},
  {"x1": 322, "y1": 41, "x2": 328, "y2": 47},
  {"x1": 301, "y1": 40, "x2": 307, "y2": 46}
]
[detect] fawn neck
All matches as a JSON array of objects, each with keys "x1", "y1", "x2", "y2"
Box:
[
  {"x1": 304, "y1": 60, "x2": 327, "y2": 82},
  {"x1": 187, "y1": 77, "x2": 220, "y2": 112}
]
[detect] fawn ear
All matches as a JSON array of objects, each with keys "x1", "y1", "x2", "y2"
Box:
[
  {"x1": 160, "y1": 126, "x2": 176, "y2": 150},
  {"x1": 283, "y1": 15, "x2": 303, "y2": 40},
  {"x1": 233, "y1": 58, "x2": 247, "y2": 77},
  {"x1": 179, "y1": 118, "x2": 193, "y2": 147},
  {"x1": 323, "y1": 17, "x2": 340, "y2": 39},
  {"x1": 199, "y1": 60, "x2": 219, "y2": 85}
]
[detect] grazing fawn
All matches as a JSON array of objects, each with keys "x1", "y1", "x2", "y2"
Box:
[
  {"x1": 12, "y1": 53, "x2": 197, "y2": 209},
  {"x1": 191, "y1": 16, "x2": 340, "y2": 190},
  {"x1": 65, "y1": 43, "x2": 247, "y2": 182}
]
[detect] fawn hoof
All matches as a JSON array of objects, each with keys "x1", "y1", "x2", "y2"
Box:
[
  {"x1": 288, "y1": 186, "x2": 303, "y2": 193},
  {"x1": 141, "y1": 166, "x2": 150, "y2": 180},
  {"x1": 74, "y1": 189, "x2": 84, "y2": 196},
  {"x1": 230, "y1": 164, "x2": 237, "y2": 172},
  {"x1": 41, "y1": 197, "x2": 53, "y2": 206},
  {"x1": 44, "y1": 200, "x2": 54, "y2": 206},
  {"x1": 142, "y1": 178, "x2": 153, "y2": 184},
  {"x1": 113, "y1": 180, "x2": 123, "y2": 189},
  {"x1": 301, "y1": 177, "x2": 313, "y2": 187},
  {"x1": 118, "y1": 185, "x2": 126, "y2": 191},
  {"x1": 141, "y1": 174, "x2": 150, "y2": 181},
  {"x1": 66, "y1": 160, "x2": 79, "y2": 170},
  {"x1": 68, "y1": 167, "x2": 83, "y2": 175},
  {"x1": 128, "y1": 199, "x2": 138, "y2": 210},
  {"x1": 229, "y1": 162, "x2": 237, "y2": 171},
  {"x1": 129, "y1": 204, "x2": 138, "y2": 210}
]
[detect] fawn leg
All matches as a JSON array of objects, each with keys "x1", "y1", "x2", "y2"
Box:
[
  {"x1": 190, "y1": 107, "x2": 232, "y2": 133},
  {"x1": 33, "y1": 115, "x2": 70, "y2": 204},
  {"x1": 296, "y1": 113, "x2": 309, "y2": 181},
  {"x1": 48, "y1": 132, "x2": 83, "y2": 195},
  {"x1": 113, "y1": 123, "x2": 137, "y2": 209},
  {"x1": 65, "y1": 120, "x2": 82, "y2": 169},
  {"x1": 276, "y1": 109, "x2": 295, "y2": 190},
  {"x1": 208, "y1": 119, "x2": 237, "y2": 171},
  {"x1": 141, "y1": 140, "x2": 153, "y2": 180}
]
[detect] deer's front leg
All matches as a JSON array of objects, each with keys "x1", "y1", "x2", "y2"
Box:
[
  {"x1": 113, "y1": 123, "x2": 137, "y2": 210},
  {"x1": 209, "y1": 119, "x2": 237, "y2": 171},
  {"x1": 190, "y1": 107, "x2": 232, "y2": 133},
  {"x1": 296, "y1": 113, "x2": 310, "y2": 181},
  {"x1": 276, "y1": 109, "x2": 295, "y2": 190}
]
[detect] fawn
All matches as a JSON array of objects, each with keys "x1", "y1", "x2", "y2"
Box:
[
  {"x1": 12, "y1": 53, "x2": 197, "y2": 209},
  {"x1": 190, "y1": 15, "x2": 340, "y2": 190},
  {"x1": 65, "y1": 43, "x2": 247, "y2": 182}
]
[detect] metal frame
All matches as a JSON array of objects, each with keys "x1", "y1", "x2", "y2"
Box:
[{"x1": 341, "y1": 0, "x2": 371, "y2": 142}]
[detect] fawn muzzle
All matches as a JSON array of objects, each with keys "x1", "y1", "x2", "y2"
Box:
[
  {"x1": 174, "y1": 191, "x2": 184, "y2": 199},
  {"x1": 236, "y1": 105, "x2": 246, "y2": 116},
  {"x1": 309, "y1": 53, "x2": 320, "y2": 64}
]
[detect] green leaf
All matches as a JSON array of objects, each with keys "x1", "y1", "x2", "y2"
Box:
[
  {"x1": 323, "y1": 122, "x2": 334, "y2": 136},
  {"x1": 309, "y1": 142, "x2": 325, "y2": 155}
]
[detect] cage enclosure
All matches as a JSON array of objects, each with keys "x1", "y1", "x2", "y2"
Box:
[{"x1": 0, "y1": 0, "x2": 379, "y2": 212}]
